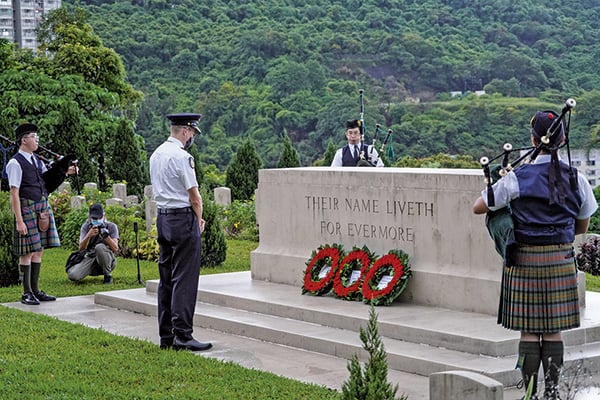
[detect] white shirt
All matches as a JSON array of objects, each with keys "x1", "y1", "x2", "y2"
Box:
[
  {"x1": 149, "y1": 137, "x2": 198, "y2": 209},
  {"x1": 6, "y1": 150, "x2": 47, "y2": 188},
  {"x1": 330, "y1": 144, "x2": 385, "y2": 167}
]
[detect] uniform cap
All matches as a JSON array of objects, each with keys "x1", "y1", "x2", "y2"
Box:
[
  {"x1": 15, "y1": 122, "x2": 38, "y2": 140},
  {"x1": 346, "y1": 119, "x2": 361, "y2": 129},
  {"x1": 167, "y1": 113, "x2": 202, "y2": 135}
]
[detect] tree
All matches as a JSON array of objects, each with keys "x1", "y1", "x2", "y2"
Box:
[
  {"x1": 106, "y1": 119, "x2": 149, "y2": 197},
  {"x1": 277, "y1": 132, "x2": 300, "y2": 168},
  {"x1": 313, "y1": 139, "x2": 337, "y2": 166},
  {"x1": 200, "y1": 197, "x2": 227, "y2": 268},
  {"x1": 225, "y1": 140, "x2": 262, "y2": 201},
  {"x1": 341, "y1": 305, "x2": 405, "y2": 400}
]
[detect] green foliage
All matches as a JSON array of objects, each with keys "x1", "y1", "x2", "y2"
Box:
[
  {"x1": 136, "y1": 222, "x2": 159, "y2": 262},
  {"x1": 71, "y1": 0, "x2": 600, "y2": 169},
  {"x1": 0, "y1": 6, "x2": 146, "y2": 195},
  {"x1": 201, "y1": 198, "x2": 228, "y2": 268},
  {"x1": 221, "y1": 199, "x2": 258, "y2": 241},
  {"x1": 394, "y1": 153, "x2": 481, "y2": 169},
  {"x1": 313, "y1": 139, "x2": 337, "y2": 166},
  {"x1": 225, "y1": 140, "x2": 262, "y2": 201},
  {"x1": 277, "y1": 132, "x2": 301, "y2": 168},
  {"x1": 341, "y1": 305, "x2": 405, "y2": 400},
  {"x1": 589, "y1": 186, "x2": 600, "y2": 233},
  {"x1": 48, "y1": 190, "x2": 72, "y2": 231},
  {"x1": 0, "y1": 191, "x2": 18, "y2": 286},
  {"x1": 102, "y1": 203, "x2": 147, "y2": 258},
  {"x1": 57, "y1": 205, "x2": 89, "y2": 252},
  {"x1": 105, "y1": 119, "x2": 149, "y2": 198}
]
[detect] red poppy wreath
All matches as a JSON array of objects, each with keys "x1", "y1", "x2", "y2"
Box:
[
  {"x1": 333, "y1": 246, "x2": 375, "y2": 301},
  {"x1": 302, "y1": 244, "x2": 342, "y2": 296},
  {"x1": 362, "y1": 249, "x2": 412, "y2": 306}
]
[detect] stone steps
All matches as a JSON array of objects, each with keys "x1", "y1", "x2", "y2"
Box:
[{"x1": 94, "y1": 271, "x2": 600, "y2": 388}]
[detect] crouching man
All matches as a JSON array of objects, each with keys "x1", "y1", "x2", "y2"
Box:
[{"x1": 67, "y1": 203, "x2": 119, "y2": 284}]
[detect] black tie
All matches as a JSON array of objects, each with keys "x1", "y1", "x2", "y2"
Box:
[
  {"x1": 354, "y1": 145, "x2": 360, "y2": 161},
  {"x1": 31, "y1": 155, "x2": 36, "y2": 166}
]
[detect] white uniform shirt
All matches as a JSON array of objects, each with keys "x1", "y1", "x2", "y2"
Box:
[{"x1": 149, "y1": 137, "x2": 198, "y2": 209}]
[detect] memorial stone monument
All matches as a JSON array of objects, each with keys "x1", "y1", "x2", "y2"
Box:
[{"x1": 251, "y1": 167, "x2": 585, "y2": 315}]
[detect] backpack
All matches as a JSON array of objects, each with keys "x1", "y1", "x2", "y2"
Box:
[{"x1": 65, "y1": 251, "x2": 86, "y2": 272}]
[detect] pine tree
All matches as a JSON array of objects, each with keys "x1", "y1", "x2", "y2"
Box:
[
  {"x1": 313, "y1": 139, "x2": 337, "y2": 166},
  {"x1": 225, "y1": 140, "x2": 262, "y2": 201},
  {"x1": 200, "y1": 196, "x2": 227, "y2": 267},
  {"x1": 341, "y1": 305, "x2": 405, "y2": 400},
  {"x1": 106, "y1": 119, "x2": 148, "y2": 197},
  {"x1": 277, "y1": 132, "x2": 300, "y2": 168}
]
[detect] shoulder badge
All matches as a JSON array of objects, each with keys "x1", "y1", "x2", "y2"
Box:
[{"x1": 189, "y1": 156, "x2": 195, "y2": 169}]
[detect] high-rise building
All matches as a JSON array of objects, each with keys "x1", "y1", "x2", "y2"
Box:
[{"x1": 0, "y1": 0, "x2": 61, "y2": 51}]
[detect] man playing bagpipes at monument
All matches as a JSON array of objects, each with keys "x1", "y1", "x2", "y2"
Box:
[
  {"x1": 330, "y1": 119, "x2": 385, "y2": 167},
  {"x1": 331, "y1": 90, "x2": 390, "y2": 167},
  {"x1": 5, "y1": 122, "x2": 78, "y2": 305},
  {"x1": 472, "y1": 102, "x2": 598, "y2": 399}
]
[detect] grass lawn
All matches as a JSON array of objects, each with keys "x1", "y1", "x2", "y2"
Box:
[
  {"x1": 2, "y1": 239, "x2": 598, "y2": 399},
  {"x1": 0, "y1": 239, "x2": 258, "y2": 303},
  {"x1": 0, "y1": 239, "x2": 344, "y2": 400}
]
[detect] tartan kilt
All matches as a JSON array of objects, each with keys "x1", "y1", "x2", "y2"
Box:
[
  {"x1": 498, "y1": 243, "x2": 580, "y2": 333},
  {"x1": 13, "y1": 197, "x2": 61, "y2": 256}
]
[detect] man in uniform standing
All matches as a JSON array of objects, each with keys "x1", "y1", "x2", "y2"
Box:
[{"x1": 149, "y1": 113, "x2": 211, "y2": 351}]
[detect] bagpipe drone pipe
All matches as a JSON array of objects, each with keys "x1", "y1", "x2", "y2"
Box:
[
  {"x1": 355, "y1": 89, "x2": 392, "y2": 167},
  {"x1": 0, "y1": 133, "x2": 79, "y2": 194},
  {"x1": 478, "y1": 98, "x2": 576, "y2": 260}
]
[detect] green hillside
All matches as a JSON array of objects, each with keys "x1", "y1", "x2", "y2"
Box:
[{"x1": 72, "y1": 0, "x2": 600, "y2": 167}]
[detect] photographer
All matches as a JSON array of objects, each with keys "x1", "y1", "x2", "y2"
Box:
[{"x1": 67, "y1": 203, "x2": 119, "y2": 284}]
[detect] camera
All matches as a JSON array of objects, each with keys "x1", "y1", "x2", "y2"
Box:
[{"x1": 90, "y1": 220, "x2": 109, "y2": 239}]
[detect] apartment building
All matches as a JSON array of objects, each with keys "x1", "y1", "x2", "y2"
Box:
[
  {"x1": 0, "y1": 0, "x2": 61, "y2": 51},
  {"x1": 570, "y1": 148, "x2": 600, "y2": 189}
]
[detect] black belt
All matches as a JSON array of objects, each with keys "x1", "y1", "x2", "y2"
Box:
[{"x1": 158, "y1": 207, "x2": 193, "y2": 215}]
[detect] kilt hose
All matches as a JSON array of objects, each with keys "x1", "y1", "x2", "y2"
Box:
[
  {"x1": 498, "y1": 243, "x2": 579, "y2": 333},
  {"x1": 13, "y1": 197, "x2": 60, "y2": 256}
]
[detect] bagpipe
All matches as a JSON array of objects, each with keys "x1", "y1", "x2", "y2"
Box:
[
  {"x1": 355, "y1": 89, "x2": 392, "y2": 167},
  {"x1": 478, "y1": 98, "x2": 576, "y2": 259},
  {"x1": 0, "y1": 133, "x2": 79, "y2": 194}
]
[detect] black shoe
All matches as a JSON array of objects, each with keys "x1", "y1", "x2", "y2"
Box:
[
  {"x1": 21, "y1": 291, "x2": 40, "y2": 305},
  {"x1": 103, "y1": 275, "x2": 113, "y2": 284},
  {"x1": 173, "y1": 337, "x2": 212, "y2": 351},
  {"x1": 34, "y1": 291, "x2": 56, "y2": 302},
  {"x1": 159, "y1": 338, "x2": 174, "y2": 350}
]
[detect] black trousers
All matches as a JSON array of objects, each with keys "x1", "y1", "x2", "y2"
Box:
[{"x1": 156, "y1": 211, "x2": 202, "y2": 343}]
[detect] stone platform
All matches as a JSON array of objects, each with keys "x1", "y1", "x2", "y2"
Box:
[{"x1": 92, "y1": 271, "x2": 600, "y2": 395}]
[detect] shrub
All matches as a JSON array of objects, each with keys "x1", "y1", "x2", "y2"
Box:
[
  {"x1": 225, "y1": 140, "x2": 262, "y2": 201},
  {"x1": 221, "y1": 198, "x2": 258, "y2": 241},
  {"x1": 576, "y1": 234, "x2": 600, "y2": 276},
  {"x1": 277, "y1": 132, "x2": 301, "y2": 168},
  {"x1": 201, "y1": 197, "x2": 227, "y2": 268},
  {"x1": 0, "y1": 192, "x2": 18, "y2": 287},
  {"x1": 341, "y1": 304, "x2": 405, "y2": 400}
]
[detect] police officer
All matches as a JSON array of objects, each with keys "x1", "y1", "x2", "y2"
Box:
[
  {"x1": 330, "y1": 119, "x2": 384, "y2": 167},
  {"x1": 149, "y1": 113, "x2": 211, "y2": 352}
]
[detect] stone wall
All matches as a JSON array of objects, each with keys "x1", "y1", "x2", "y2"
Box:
[{"x1": 250, "y1": 167, "x2": 573, "y2": 315}]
